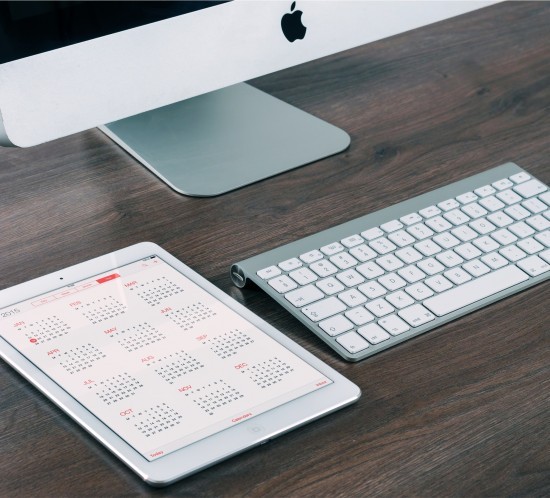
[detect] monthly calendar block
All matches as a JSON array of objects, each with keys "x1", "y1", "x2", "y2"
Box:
[
  {"x1": 165, "y1": 301, "x2": 216, "y2": 331},
  {"x1": 110, "y1": 322, "x2": 166, "y2": 352},
  {"x1": 241, "y1": 357, "x2": 294, "y2": 389},
  {"x1": 49, "y1": 343, "x2": 106, "y2": 374},
  {"x1": 125, "y1": 403, "x2": 183, "y2": 438},
  {"x1": 88, "y1": 372, "x2": 144, "y2": 405},
  {"x1": 128, "y1": 276, "x2": 185, "y2": 307},
  {"x1": 145, "y1": 350, "x2": 205, "y2": 384},
  {"x1": 185, "y1": 380, "x2": 244, "y2": 416},
  {"x1": 203, "y1": 329, "x2": 254, "y2": 359},
  {"x1": 18, "y1": 315, "x2": 71, "y2": 345},
  {"x1": 74, "y1": 296, "x2": 128, "y2": 324}
]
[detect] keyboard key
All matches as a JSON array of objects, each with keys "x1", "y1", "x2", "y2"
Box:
[
  {"x1": 278, "y1": 258, "x2": 302, "y2": 272},
  {"x1": 540, "y1": 249, "x2": 550, "y2": 264},
  {"x1": 379, "y1": 315, "x2": 410, "y2": 335},
  {"x1": 366, "y1": 298, "x2": 395, "y2": 317},
  {"x1": 504, "y1": 204, "x2": 530, "y2": 221},
  {"x1": 310, "y1": 260, "x2": 339, "y2": 277},
  {"x1": 474, "y1": 185, "x2": 496, "y2": 197},
  {"x1": 349, "y1": 244, "x2": 377, "y2": 262},
  {"x1": 534, "y1": 231, "x2": 550, "y2": 247},
  {"x1": 414, "y1": 240, "x2": 442, "y2": 257},
  {"x1": 499, "y1": 245, "x2": 527, "y2": 262},
  {"x1": 336, "y1": 332, "x2": 370, "y2": 353},
  {"x1": 454, "y1": 243, "x2": 482, "y2": 260},
  {"x1": 433, "y1": 233, "x2": 460, "y2": 249},
  {"x1": 473, "y1": 235, "x2": 500, "y2": 253},
  {"x1": 451, "y1": 225, "x2": 478, "y2": 242},
  {"x1": 513, "y1": 179, "x2": 547, "y2": 198},
  {"x1": 358, "y1": 281, "x2": 387, "y2": 299},
  {"x1": 479, "y1": 195, "x2": 505, "y2": 212},
  {"x1": 405, "y1": 283, "x2": 434, "y2": 300},
  {"x1": 289, "y1": 268, "x2": 318, "y2": 285},
  {"x1": 302, "y1": 297, "x2": 347, "y2": 322},
  {"x1": 462, "y1": 259, "x2": 491, "y2": 277},
  {"x1": 385, "y1": 290, "x2": 415, "y2": 309},
  {"x1": 456, "y1": 191, "x2": 478, "y2": 204},
  {"x1": 492, "y1": 178, "x2": 513, "y2": 190},
  {"x1": 424, "y1": 275, "x2": 453, "y2": 293},
  {"x1": 285, "y1": 285, "x2": 324, "y2": 307},
  {"x1": 388, "y1": 230, "x2": 416, "y2": 247},
  {"x1": 419, "y1": 205, "x2": 441, "y2": 218},
  {"x1": 444, "y1": 268, "x2": 472, "y2": 285},
  {"x1": 407, "y1": 223, "x2": 434, "y2": 240},
  {"x1": 376, "y1": 254, "x2": 404, "y2": 271},
  {"x1": 461, "y1": 203, "x2": 488, "y2": 219},
  {"x1": 470, "y1": 218, "x2": 496, "y2": 234},
  {"x1": 508, "y1": 221, "x2": 535, "y2": 238},
  {"x1": 516, "y1": 255, "x2": 550, "y2": 276},
  {"x1": 338, "y1": 289, "x2": 367, "y2": 307},
  {"x1": 398, "y1": 304, "x2": 436, "y2": 327},
  {"x1": 300, "y1": 250, "x2": 324, "y2": 264},
  {"x1": 356, "y1": 261, "x2": 385, "y2": 279},
  {"x1": 380, "y1": 219, "x2": 403, "y2": 233},
  {"x1": 443, "y1": 209, "x2": 471, "y2": 226},
  {"x1": 340, "y1": 234, "x2": 364, "y2": 248},
  {"x1": 345, "y1": 306, "x2": 375, "y2": 326},
  {"x1": 437, "y1": 199, "x2": 460, "y2": 211},
  {"x1": 510, "y1": 172, "x2": 530, "y2": 184},
  {"x1": 487, "y1": 211, "x2": 514, "y2": 227},
  {"x1": 361, "y1": 227, "x2": 384, "y2": 241},
  {"x1": 369, "y1": 237, "x2": 397, "y2": 255},
  {"x1": 358, "y1": 323, "x2": 391, "y2": 344},
  {"x1": 540, "y1": 192, "x2": 550, "y2": 206},
  {"x1": 396, "y1": 246, "x2": 425, "y2": 262},
  {"x1": 400, "y1": 212, "x2": 422, "y2": 225},
  {"x1": 398, "y1": 265, "x2": 426, "y2": 283},
  {"x1": 526, "y1": 215, "x2": 550, "y2": 231},
  {"x1": 336, "y1": 269, "x2": 365, "y2": 287},
  {"x1": 258, "y1": 266, "x2": 281, "y2": 279},
  {"x1": 436, "y1": 250, "x2": 464, "y2": 268},
  {"x1": 491, "y1": 229, "x2": 517, "y2": 245},
  {"x1": 496, "y1": 189, "x2": 522, "y2": 205},
  {"x1": 423, "y1": 266, "x2": 529, "y2": 316},
  {"x1": 319, "y1": 315, "x2": 354, "y2": 337},
  {"x1": 522, "y1": 197, "x2": 547, "y2": 214},
  {"x1": 417, "y1": 257, "x2": 445, "y2": 275},
  {"x1": 516, "y1": 237, "x2": 544, "y2": 255},
  {"x1": 320, "y1": 242, "x2": 345, "y2": 256},
  {"x1": 481, "y1": 252, "x2": 509, "y2": 269},
  {"x1": 268, "y1": 275, "x2": 298, "y2": 293},
  {"x1": 378, "y1": 273, "x2": 407, "y2": 291},
  {"x1": 330, "y1": 252, "x2": 359, "y2": 270},
  {"x1": 316, "y1": 277, "x2": 345, "y2": 295},
  {"x1": 425, "y1": 216, "x2": 452, "y2": 233}
]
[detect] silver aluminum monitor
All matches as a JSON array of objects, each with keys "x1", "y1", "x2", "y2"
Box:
[{"x1": 0, "y1": 1, "x2": 495, "y2": 196}]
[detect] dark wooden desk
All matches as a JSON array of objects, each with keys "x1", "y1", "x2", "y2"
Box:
[{"x1": 1, "y1": 2, "x2": 548, "y2": 496}]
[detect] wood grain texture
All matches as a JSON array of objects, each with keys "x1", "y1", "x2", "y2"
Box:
[{"x1": 1, "y1": 2, "x2": 549, "y2": 496}]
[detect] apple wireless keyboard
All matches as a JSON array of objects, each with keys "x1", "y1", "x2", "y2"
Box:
[{"x1": 231, "y1": 163, "x2": 550, "y2": 361}]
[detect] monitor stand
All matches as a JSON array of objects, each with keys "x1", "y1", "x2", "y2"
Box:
[{"x1": 99, "y1": 83, "x2": 350, "y2": 197}]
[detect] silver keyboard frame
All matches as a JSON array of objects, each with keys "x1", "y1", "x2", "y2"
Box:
[{"x1": 231, "y1": 163, "x2": 549, "y2": 361}]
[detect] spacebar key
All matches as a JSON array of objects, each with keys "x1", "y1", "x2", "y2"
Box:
[{"x1": 423, "y1": 266, "x2": 529, "y2": 317}]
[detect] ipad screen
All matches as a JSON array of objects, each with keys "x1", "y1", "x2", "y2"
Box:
[{"x1": 0, "y1": 255, "x2": 332, "y2": 461}]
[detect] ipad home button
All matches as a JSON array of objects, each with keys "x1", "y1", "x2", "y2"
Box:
[{"x1": 247, "y1": 425, "x2": 265, "y2": 435}]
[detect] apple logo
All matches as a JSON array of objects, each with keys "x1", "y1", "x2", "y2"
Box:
[{"x1": 281, "y1": 1, "x2": 307, "y2": 42}]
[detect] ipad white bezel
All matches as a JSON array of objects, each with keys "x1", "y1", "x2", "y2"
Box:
[{"x1": 0, "y1": 242, "x2": 360, "y2": 486}]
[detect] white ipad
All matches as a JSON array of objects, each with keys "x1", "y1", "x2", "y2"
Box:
[{"x1": 0, "y1": 242, "x2": 360, "y2": 486}]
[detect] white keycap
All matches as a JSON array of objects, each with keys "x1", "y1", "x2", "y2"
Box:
[
  {"x1": 376, "y1": 254, "x2": 404, "y2": 271},
  {"x1": 388, "y1": 230, "x2": 416, "y2": 247},
  {"x1": 320, "y1": 242, "x2": 345, "y2": 256},
  {"x1": 526, "y1": 215, "x2": 550, "y2": 231},
  {"x1": 398, "y1": 304, "x2": 436, "y2": 327},
  {"x1": 302, "y1": 297, "x2": 347, "y2": 322},
  {"x1": 433, "y1": 233, "x2": 460, "y2": 249},
  {"x1": 510, "y1": 172, "x2": 530, "y2": 184},
  {"x1": 481, "y1": 252, "x2": 509, "y2": 269},
  {"x1": 405, "y1": 283, "x2": 434, "y2": 300},
  {"x1": 341, "y1": 234, "x2": 364, "y2": 248},
  {"x1": 491, "y1": 229, "x2": 518, "y2": 245},
  {"x1": 516, "y1": 237, "x2": 544, "y2": 255},
  {"x1": 444, "y1": 268, "x2": 472, "y2": 285},
  {"x1": 349, "y1": 244, "x2": 377, "y2": 262},
  {"x1": 424, "y1": 275, "x2": 454, "y2": 293},
  {"x1": 539, "y1": 192, "x2": 550, "y2": 206},
  {"x1": 358, "y1": 323, "x2": 391, "y2": 344},
  {"x1": 380, "y1": 219, "x2": 404, "y2": 233},
  {"x1": 456, "y1": 191, "x2": 478, "y2": 204},
  {"x1": 385, "y1": 291, "x2": 415, "y2": 309},
  {"x1": 513, "y1": 179, "x2": 547, "y2": 198},
  {"x1": 516, "y1": 255, "x2": 550, "y2": 276},
  {"x1": 496, "y1": 189, "x2": 522, "y2": 205},
  {"x1": 462, "y1": 259, "x2": 491, "y2": 277},
  {"x1": 361, "y1": 227, "x2": 384, "y2": 241},
  {"x1": 258, "y1": 265, "x2": 281, "y2": 279},
  {"x1": 522, "y1": 198, "x2": 547, "y2": 214},
  {"x1": 336, "y1": 269, "x2": 365, "y2": 287},
  {"x1": 443, "y1": 209, "x2": 471, "y2": 226},
  {"x1": 437, "y1": 199, "x2": 460, "y2": 211},
  {"x1": 474, "y1": 185, "x2": 496, "y2": 197},
  {"x1": 470, "y1": 218, "x2": 496, "y2": 234},
  {"x1": 369, "y1": 237, "x2": 397, "y2": 255},
  {"x1": 417, "y1": 257, "x2": 445, "y2": 275},
  {"x1": 358, "y1": 281, "x2": 387, "y2": 299},
  {"x1": 425, "y1": 216, "x2": 453, "y2": 233},
  {"x1": 461, "y1": 202, "x2": 488, "y2": 219},
  {"x1": 379, "y1": 315, "x2": 410, "y2": 336},
  {"x1": 454, "y1": 243, "x2": 482, "y2": 260},
  {"x1": 396, "y1": 246, "x2": 425, "y2": 263},
  {"x1": 423, "y1": 266, "x2": 529, "y2": 316},
  {"x1": 398, "y1": 265, "x2": 426, "y2": 283},
  {"x1": 319, "y1": 314, "x2": 354, "y2": 337},
  {"x1": 451, "y1": 225, "x2": 478, "y2": 242},
  {"x1": 504, "y1": 204, "x2": 530, "y2": 221},
  {"x1": 338, "y1": 289, "x2": 367, "y2": 307},
  {"x1": 310, "y1": 260, "x2": 339, "y2": 277},
  {"x1": 419, "y1": 205, "x2": 441, "y2": 218},
  {"x1": 492, "y1": 178, "x2": 513, "y2": 190},
  {"x1": 414, "y1": 240, "x2": 442, "y2": 257},
  {"x1": 473, "y1": 235, "x2": 500, "y2": 253},
  {"x1": 487, "y1": 211, "x2": 514, "y2": 227},
  {"x1": 407, "y1": 223, "x2": 434, "y2": 240},
  {"x1": 345, "y1": 306, "x2": 375, "y2": 326},
  {"x1": 289, "y1": 267, "x2": 318, "y2": 285},
  {"x1": 508, "y1": 221, "x2": 535, "y2": 239},
  {"x1": 300, "y1": 250, "x2": 324, "y2": 264},
  {"x1": 378, "y1": 273, "x2": 407, "y2": 291},
  {"x1": 499, "y1": 245, "x2": 527, "y2": 262},
  {"x1": 356, "y1": 261, "x2": 385, "y2": 279},
  {"x1": 316, "y1": 277, "x2": 345, "y2": 295},
  {"x1": 268, "y1": 275, "x2": 298, "y2": 293},
  {"x1": 400, "y1": 212, "x2": 423, "y2": 225},
  {"x1": 479, "y1": 195, "x2": 506, "y2": 212},
  {"x1": 436, "y1": 250, "x2": 464, "y2": 268},
  {"x1": 366, "y1": 298, "x2": 395, "y2": 317},
  {"x1": 540, "y1": 249, "x2": 550, "y2": 264},
  {"x1": 330, "y1": 252, "x2": 359, "y2": 270},
  {"x1": 285, "y1": 285, "x2": 324, "y2": 307},
  {"x1": 336, "y1": 332, "x2": 369, "y2": 353},
  {"x1": 278, "y1": 258, "x2": 302, "y2": 272},
  {"x1": 534, "y1": 231, "x2": 550, "y2": 247}
]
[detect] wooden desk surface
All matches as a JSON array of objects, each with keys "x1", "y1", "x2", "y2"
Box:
[{"x1": 1, "y1": 2, "x2": 548, "y2": 496}]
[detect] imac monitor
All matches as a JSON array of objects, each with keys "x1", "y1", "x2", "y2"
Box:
[{"x1": 0, "y1": 1, "x2": 494, "y2": 196}]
